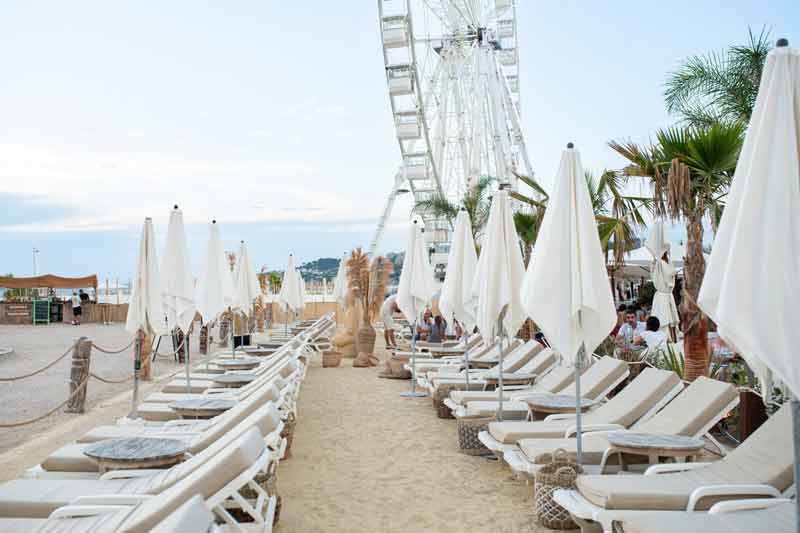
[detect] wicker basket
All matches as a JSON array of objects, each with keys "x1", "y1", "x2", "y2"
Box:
[
  {"x1": 456, "y1": 416, "x2": 493, "y2": 455},
  {"x1": 281, "y1": 412, "x2": 297, "y2": 460},
  {"x1": 433, "y1": 385, "x2": 457, "y2": 419},
  {"x1": 533, "y1": 449, "x2": 583, "y2": 530},
  {"x1": 322, "y1": 351, "x2": 342, "y2": 368}
]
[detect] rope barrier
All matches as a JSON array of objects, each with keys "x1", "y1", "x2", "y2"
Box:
[
  {"x1": 90, "y1": 337, "x2": 136, "y2": 354},
  {"x1": 0, "y1": 372, "x2": 90, "y2": 428},
  {"x1": 0, "y1": 341, "x2": 77, "y2": 382},
  {"x1": 89, "y1": 372, "x2": 134, "y2": 384}
]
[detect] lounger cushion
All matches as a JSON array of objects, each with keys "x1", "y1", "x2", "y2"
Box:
[
  {"x1": 463, "y1": 400, "x2": 529, "y2": 419},
  {"x1": 519, "y1": 434, "x2": 612, "y2": 465},
  {"x1": 577, "y1": 404, "x2": 793, "y2": 510},
  {"x1": 124, "y1": 428, "x2": 266, "y2": 531},
  {"x1": 0, "y1": 477, "x2": 154, "y2": 518},
  {"x1": 151, "y1": 495, "x2": 215, "y2": 533},
  {"x1": 615, "y1": 501, "x2": 794, "y2": 533},
  {"x1": 556, "y1": 356, "x2": 628, "y2": 399},
  {"x1": 487, "y1": 368, "x2": 681, "y2": 444}
]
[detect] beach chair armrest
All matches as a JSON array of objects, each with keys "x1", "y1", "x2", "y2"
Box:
[
  {"x1": 70, "y1": 494, "x2": 154, "y2": 506},
  {"x1": 501, "y1": 385, "x2": 530, "y2": 391},
  {"x1": 644, "y1": 462, "x2": 712, "y2": 475},
  {"x1": 49, "y1": 504, "x2": 132, "y2": 519},
  {"x1": 204, "y1": 387, "x2": 232, "y2": 394},
  {"x1": 163, "y1": 419, "x2": 201, "y2": 428},
  {"x1": 687, "y1": 484, "x2": 782, "y2": 511},
  {"x1": 564, "y1": 423, "x2": 625, "y2": 438},
  {"x1": 545, "y1": 413, "x2": 578, "y2": 422},
  {"x1": 709, "y1": 498, "x2": 793, "y2": 515},
  {"x1": 99, "y1": 469, "x2": 167, "y2": 480}
]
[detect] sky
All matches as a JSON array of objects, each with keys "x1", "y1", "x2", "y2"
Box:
[{"x1": 0, "y1": 1, "x2": 798, "y2": 282}]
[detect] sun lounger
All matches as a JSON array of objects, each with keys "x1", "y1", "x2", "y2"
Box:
[
  {"x1": 423, "y1": 339, "x2": 536, "y2": 390},
  {"x1": 0, "y1": 427, "x2": 277, "y2": 531},
  {"x1": 610, "y1": 499, "x2": 794, "y2": 533},
  {"x1": 504, "y1": 376, "x2": 739, "y2": 479},
  {"x1": 477, "y1": 367, "x2": 682, "y2": 456},
  {"x1": 1, "y1": 406, "x2": 282, "y2": 517},
  {"x1": 451, "y1": 356, "x2": 630, "y2": 420},
  {"x1": 553, "y1": 403, "x2": 794, "y2": 533},
  {"x1": 160, "y1": 350, "x2": 299, "y2": 394},
  {"x1": 38, "y1": 381, "x2": 286, "y2": 473}
]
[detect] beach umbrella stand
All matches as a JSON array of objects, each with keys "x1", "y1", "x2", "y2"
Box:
[{"x1": 400, "y1": 320, "x2": 427, "y2": 397}]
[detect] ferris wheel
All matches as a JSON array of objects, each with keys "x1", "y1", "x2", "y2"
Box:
[{"x1": 370, "y1": 0, "x2": 534, "y2": 259}]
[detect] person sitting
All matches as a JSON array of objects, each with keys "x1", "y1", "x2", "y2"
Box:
[
  {"x1": 415, "y1": 309, "x2": 433, "y2": 341},
  {"x1": 615, "y1": 306, "x2": 645, "y2": 347},
  {"x1": 635, "y1": 316, "x2": 667, "y2": 350},
  {"x1": 610, "y1": 304, "x2": 627, "y2": 338},
  {"x1": 428, "y1": 315, "x2": 445, "y2": 343}
]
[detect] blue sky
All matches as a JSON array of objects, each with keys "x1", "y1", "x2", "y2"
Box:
[{"x1": 0, "y1": 1, "x2": 798, "y2": 281}]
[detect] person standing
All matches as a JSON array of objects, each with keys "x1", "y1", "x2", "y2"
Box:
[
  {"x1": 379, "y1": 294, "x2": 399, "y2": 349},
  {"x1": 70, "y1": 291, "x2": 82, "y2": 326}
]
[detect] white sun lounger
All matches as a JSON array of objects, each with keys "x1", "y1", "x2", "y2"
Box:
[
  {"x1": 504, "y1": 376, "x2": 739, "y2": 479},
  {"x1": 553, "y1": 403, "x2": 794, "y2": 533},
  {"x1": 0, "y1": 427, "x2": 278, "y2": 531},
  {"x1": 477, "y1": 367, "x2": 682, "y2": 458}
]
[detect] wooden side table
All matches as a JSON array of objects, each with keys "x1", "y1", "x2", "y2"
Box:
[
  {"x1": 84, "y1": 437, "x2": 186, "y2": 474},
  {"x1": 604, "y1": 432, "x2": 706, "y2": 472}
]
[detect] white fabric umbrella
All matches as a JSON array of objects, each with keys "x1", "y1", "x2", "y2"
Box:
[
  {"x1": 126, "y1": 217, "x2": 165, "y2": 336},
  {"x1": 439, "y1": 209, "x2": 478, "y2": 332},
  {"x1": 278, "y1": 254, "x2": 305, "y2": 331},
  {"x1": 396, "y1": 220, "x2": 436, "y2": 324},
  {"x1": 332, "y1": 253, "x2": 348, "y2": 306},
  {"x1": 195, "y1": 221, "x2": 235, "y2": 324},
  {"x1": 396, "y1": 219, "x2": 436, "y2": 397},
  {"x1": 520, "y1": 145, "x2": 616, "y2": 460},
  {"x1": 125, "y1": 217, "x2": 165, "y2": 416},
  {"x1": 646, "y1": 220, "x2": 679, "y2": 329},
  {"x1": 233, "y1": 241, "x2": 260, "y2": 317},
  {"x1": 160, "y1": 207, "x2": 196, "y2": 334},
  {"x1": 472, "y1": 190, "x2": 526, "y2": 342},
  {"x1": 699, "y1": 43, "x2": 798, "y2": 406},
  {"x1": 472, "y1": 189, "x2": 526, "y2": 418},
  {"x1": 439, "y1": 209, "x2": 479, "y2": 388}
]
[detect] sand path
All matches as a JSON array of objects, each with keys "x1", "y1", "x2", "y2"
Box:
[{"x1": 278, "y1": 348, "x2": 561, "y2": 532}]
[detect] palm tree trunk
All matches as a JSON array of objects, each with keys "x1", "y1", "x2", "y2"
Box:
[
  {"x1": 682, "y1": 209, "x2": 709, "y2": 381},
  {"x1": 519, "y1": 242, "x2": 534, "y2": 341}
]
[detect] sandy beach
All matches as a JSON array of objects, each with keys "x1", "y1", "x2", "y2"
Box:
[
  {"x1": 0, "y1": 328, "x2": 564, "y2": 531},
  {"x1": 277, "y1": 346, "x2": 564, "y2": 533}
]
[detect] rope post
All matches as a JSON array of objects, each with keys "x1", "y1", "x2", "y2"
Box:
[
  {"x1": 131, "y1": 328, "x2": 144, "y2": 418},
  {"x1": 140, "y1": 330, "x2": 153, "y2": 380},
  {"x1": 65, "y1": 337, "x2": 92, "y2": 413}
]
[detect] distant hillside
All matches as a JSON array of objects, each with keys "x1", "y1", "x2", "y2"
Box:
[
  {"x1": 297, "y1": 257, "x2": 341, "y2": 281},
  {"x1": 293, "y1": 253, "x2": 404, "y2": 285}
]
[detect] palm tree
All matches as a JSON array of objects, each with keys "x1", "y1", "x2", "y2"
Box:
[
  {"x1": 413, "y1": 176, "x2": 494, "y2": 242},
  {"x1": 610, "y1": 121, "x2": 745, "y2": 380},
  {"x1": 664, "y1": 28, "x2": 772, "y2": 127}
]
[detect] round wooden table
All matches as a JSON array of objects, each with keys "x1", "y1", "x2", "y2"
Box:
[
  {"x1": 169, "y1": 398, "x2": 236, "y2": 419},
  {"x1": 521, "y1": 394, "x2": 598, "y2": 416},
  {"x1": 216, "y1": 358, "x2": 260, "y2": 371},
  {"x1": 212, "y1": 373, "x2": 257, "y2": 388},
  {"x1": 84, "y1": 437, "x2": 186, "y2": 473},
  {"x1": 606, "y1": 432, "x2": 706, "y2": 471}
]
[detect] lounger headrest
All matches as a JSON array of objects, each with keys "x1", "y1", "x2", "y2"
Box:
[
  {"x1": 126, "y1": 427, "x2": 266, "y2": 531},
  {"x1": 151, "y1": 495, "x2": 214, "y2": 533}
]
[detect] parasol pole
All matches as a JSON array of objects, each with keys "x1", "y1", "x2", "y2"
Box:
[
  {"x1": 495, "y1": 306, "x2": 508, "y2": 421},
  {"x1": 401, "y1": 318, "x2": 426, "y2": 397},
  {"x1": 568, "y1": 142, "x2": 585, "y2": 465},
  {"x1": 184, "y1": 323, "x2": 191, "y2": 395}
]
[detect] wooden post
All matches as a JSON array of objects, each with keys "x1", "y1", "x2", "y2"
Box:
[
  {"x1": 140, "y1": 331, "x2": 153, "y2": 380},
  {"x1": 199, "y1": 325, "x2": 209, "y2": 355},
  {"x1": 66, "y1": 337, "x2": 92, "y2": 413}
]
